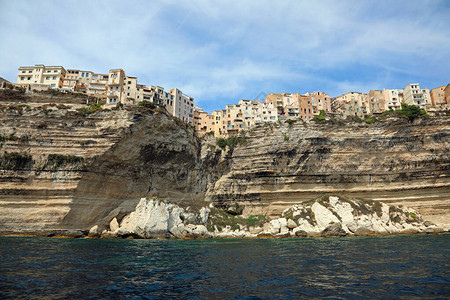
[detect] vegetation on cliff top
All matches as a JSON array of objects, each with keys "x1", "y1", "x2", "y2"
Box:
[{"x1": 216, "y1": 135, "x2": 248, "y2": 150}]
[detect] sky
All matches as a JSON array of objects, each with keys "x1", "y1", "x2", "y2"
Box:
[{"x1": 0, "y1": 0, "x2": 449, "y2": 113}]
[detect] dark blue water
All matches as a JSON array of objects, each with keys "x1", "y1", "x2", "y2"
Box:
[{"x1": 0, "y1": 235, "x2": 449, "y2": 299}]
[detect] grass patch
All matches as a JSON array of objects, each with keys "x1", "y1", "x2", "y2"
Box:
[{"x1": 207, "y1": 208, "x2": 267, "y2": 232}]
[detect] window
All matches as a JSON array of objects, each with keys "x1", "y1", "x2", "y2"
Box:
[
  {"x1": 29, "y1": 71, "x2": 32, "y2": 73},
  {"x1": 21, "y1": 77, "x2": 24, "y2": 80},
  {"x1": 46, "y1": 76, "x2": 50, "y2": 80},
  {"x1": 51, "y1": 84, "x2": 56, "y2": 88},
  {"x1": 27, "y1": 77, "x2": 31, "y2": 80},
  {"x1": 53, "y1": 77, "x2": 56, "y2": 80}
]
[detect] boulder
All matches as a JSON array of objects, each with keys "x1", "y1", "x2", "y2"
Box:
[
  {"x1": 294, "y1": 230, "x2": 308, "y2": 237},
  {"x1": 354, "y1": 227, "x2": 375, "y2": 236},
  {"x1": 88, "y1": 225, "x2": 100, "y2": 237},
  {"x1": 287, "y1": 219, "x2": 297, "y2": 229},
  {"x1": 199, "y1": 207, "x2": 210, "y2": 224},
  {"x1": 169, "y1": 223, "x2": 188, "y2": 238},
  {"x1": 269, "y1": 219, "x2": 281, "y2": 234},
  {"x1": 249, "y1": 227, "x2": 263, "y2": 234},
  {"x1": 321, "y1": 223, "x2": 347, "y2": 237},
  {"x1": 110, "y1": 218, "x2": 119, "y2": 232}
]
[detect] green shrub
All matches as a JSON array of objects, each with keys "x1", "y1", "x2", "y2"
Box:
[
  {"x1": 284, "y1": 135, "x2": 290, "y2": 141},
  {"x1": 45, "y1": 154, "x2": 84, "y2": 170},
  {"x1": 395, "y1": 104, "x2": 429, "y2": 122},
  {"x1": 138, "y1": 100, "x2": 157, "y2": 109},
  {"x1": 314, "y1": 110, "x2": 326, "y2": 123},
  {"x1": 216, "y1": 136, "x2": 247, "y2": 150},
  {"x1": 76, "y1": 103, "x2": 104, "y2": 116},
  {"x1": 0, "y1": 152, "x2": 33, "y2": 170},
  {"x1": 285, "y1": 119, "x2": 296, "y2": 125}
]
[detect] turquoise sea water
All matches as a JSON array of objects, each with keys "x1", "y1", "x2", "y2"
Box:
[{"x1": 0, "y1": 235, "x2": 449, "y2": 299}]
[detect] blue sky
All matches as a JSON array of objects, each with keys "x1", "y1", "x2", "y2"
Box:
[{"x1": 0, "y1": 0, "x2": 449, "y2": 113}]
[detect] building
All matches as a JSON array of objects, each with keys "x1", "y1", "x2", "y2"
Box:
[
  {"x1": 403, "y1": 83, "x2": 430, "y2": 109},
  {"x1": 264, "y1": 93, "x2": 314, "y2": 121},
  {"x1": 223, "y1": 99, "x2": 278, "y2": 136},
  {"x1": 169, "y1": 88, "x2": 194, "y2": 124},
  {"x1": 304, "y1": 91, "x2": 331, "y2": 113},
  {"x1": 106, "y1": 69, "x2": 126, "y2": 104},
  {"x1": 383, "y1": 89, "x2": 403, "y2": 111},
  {"x1": 445, "y1": 84, "x2": 450, "y2": 105},
  {"x1": 193, "y1": 107, "x2": 216, "y2": 137},
  {"x1": 17, "y1": 64, "x2": 66, "y2": 89},
  {"x1": 430, "y1": 86, "x2": 447, "y2": 106},
  {"x1": 367, "y1": 90, "x2": 385, "y2": 114},
  {"x1": 333, "y1": 92, "x2": 369, "y2": 117}
]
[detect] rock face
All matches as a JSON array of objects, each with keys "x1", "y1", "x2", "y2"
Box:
[
  {"x1": 206, "y1": 117, "x2": 450, "y2": 229},
  {"x1": 0, "y1": 90, "x2": 449, "y2": 235}
]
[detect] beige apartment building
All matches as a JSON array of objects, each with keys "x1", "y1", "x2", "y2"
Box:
[
  {"x1": 106, "y1": 69, "x2": 125, "y2": 104},
  {"x1": 430, "y1": 86, "x2": 447, "y2": 106},
  {"x1": 367, "y1": 90, "x2": 385, "y2": 114},
  {"x1": 264, "y1": 93, "x2": 314, "y2": 121},
  {"x1": 304, "y1": 91, "x2": 332, "y2": 113},
  {"x1": 403, "y1": 83, "x2": 430, "y2": 109},
  {"x1": 333, "y1": 92, "x2": 369, "y2": 117},
  {"x1": 383, "y1": 89, "x2": 403, "y2": 111},
  {"x1": 193, "y1": 107, "x2": 216, "y2": 137},
  {"x1": 17, "y1": 64, "x2": 66, "y2": 89}
]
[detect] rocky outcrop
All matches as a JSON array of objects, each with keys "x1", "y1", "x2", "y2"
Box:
[
  {"x1": 100, "y1": 198, "x2": 211, "y2": 239},
  {"x1": 92, "y1": 196, "x2": 441, "y2": 239}
]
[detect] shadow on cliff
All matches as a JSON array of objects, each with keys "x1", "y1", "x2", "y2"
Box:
[{"x1": 61, "y1": 109, "x2": 227, "y2": 230}]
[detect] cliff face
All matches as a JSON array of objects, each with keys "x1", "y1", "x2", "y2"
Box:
[
  {"x1": 0, "y1": 91, "x2": 449, "y2": 234},
  {"x1": 206, "y1": 117, "x2": 450, "y2": 227}
]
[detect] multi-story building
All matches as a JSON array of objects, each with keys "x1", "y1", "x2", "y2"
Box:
[
  {"x1": 17, "y1": 64, "x2": 66, "y2": 88},
  {"x1": 383, "y1": 89, "x2": 403, "y2": 111},
  {"x1": 106, "y1": 69, "x2": 125, "y2": 104},
  {"x1": 169, "y1": 88, "x2": 194, "y2": 124},
  {"x1": 223, "y1": 99, "x2": 278, "y2": 135},
  {"x1": 212, "y1": 110, "x2": 226, "y2": 137},
  {"x1": 333, "y1": 92, "x2": 369, "y2": 117},
  {"x1": 403, "y1": 83, "x2": 430, "y2": 109},
  {"x1": 445, "y1": 84, "x2": 450, "y2": 105},
  {"x1": 193, "y1": 107, "x2": 216, "y2": 137},
  {"x1": 430, "y1": 86, "x2": 447, "y2": 106},
  {"x1": 367, "y1": 90, "x2": 385, "y2": 114},
  {"x1": 265, "y1": 93, "x2": 314, "y2": 121},
  {"x1": 304, "y1": 91, "x2": 331, "y2": 113}
]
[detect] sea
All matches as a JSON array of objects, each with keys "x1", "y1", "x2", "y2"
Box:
[{"x1": 0, "y1": 234, "x2": 449, "y2": 299}]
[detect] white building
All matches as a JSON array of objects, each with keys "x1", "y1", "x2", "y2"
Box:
[
  {"x1": 169, "y1": 88, "x2": 194, "y2": 124},
  {"x1": 403, "y1": 83, "x2": 430, "y2": 109}
]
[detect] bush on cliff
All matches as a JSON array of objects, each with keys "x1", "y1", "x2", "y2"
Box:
[
  {"x1": 0, "y1": 152, "x2": 33, "y2": 170},
  {"x1": 76, "y1": 103, "x2": 104, "y2": 116},
  {"x1": 45, "y1": 154, "x2": 84, "y2": 170},
  {"x1": 138, "y1": 100, "x2": 157, "y2": 109},
  {"x1": 216, "y1": 136, "x2": 247, "y2": 150},
  {"x1": 313, "y1": 110, "x2": 327, "y2": 123},
  {"x1": 395, "y1": 104, "x2": 429, "y2": 122}
]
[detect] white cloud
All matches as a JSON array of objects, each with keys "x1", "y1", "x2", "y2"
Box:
[{"x1": 0, "y1": 0, "x2": 449, "y2": 111}]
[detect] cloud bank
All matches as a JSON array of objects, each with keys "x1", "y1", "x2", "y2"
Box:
[{"x1": 0, "y1": 0, "x2": 449, "y2": 112}]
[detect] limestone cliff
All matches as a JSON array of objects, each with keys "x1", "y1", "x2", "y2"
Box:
[
  {"x1": 206, "y1": 117, "x2": 450, "y2": 228},
  {"x1": 0, "y1": 90, "x2": 449, "y2": 235}
]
